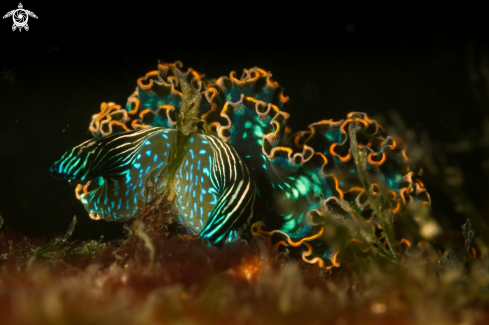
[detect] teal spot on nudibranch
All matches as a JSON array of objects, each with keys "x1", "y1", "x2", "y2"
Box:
[
  {"x1": 146, "y1": 150, "x2": 152, "y2": 156},
  {"x1": 134, "y1": 163, "x2": 141, "y2": 169},
  {"x1": 153, "y1": 154, "x2": 158, "y2": 162},
  {"x1": 162, "y1": 133, "x2": 168, "y2": 139},
  {"x1": 145, "y1": 140, "x2": 151, "y2": 145},
  {"x1": 199, "y1": 149, "x2": 206, "y2": 155}
]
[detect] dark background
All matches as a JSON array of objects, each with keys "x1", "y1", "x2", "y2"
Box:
[{"x1": 0, "y1": 5, "x2": 487, "y2": 241}]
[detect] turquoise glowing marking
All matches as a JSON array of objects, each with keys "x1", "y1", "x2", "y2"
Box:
[
  {"x1": 202, "y1": 188, "x2": 206, "y2": 194},
  {"x1": 201, "y1": 140, "x2": 208, "y2": 144},
  {"x1": 189, "y1": 149, "x2": 194, "y2": 159},
  {"x1": 253, "y1": 125, "x2": 263, "y2": 137},
  {"x1": 292, "y1": 188, "x2": 299, "y2": 198},
  {"x1": 145, "y1": 140, "x2": 151, "y2": 145},
  {"x1": 297, "y1": 212, "x2": 304, "y2": 223},
  {"x1": 137, "y1": 154, "x2": 141, "y2": 159},
  {"x1": 199, "y1": 149, "x2": 206, "y2": 155},
  {"x1": 162, "y1": 133, "x2": 168, "y2": 139},
  {"x1": 190, "y1": 137, "x2": 194, "y2": 142},
  {"x1": 166, "y1": 143, "x2": 170, "y2": 147},
  {"x1": 157, "y1": 161, "x2": 164, "y2": 168},
  {"x1": 242, "y1": 132, "x2": 247, "y2": 139},
  {"x1": 117, "y1": 198, "x2": 121, "y2": 209},
  {"x1": 282, "y1": 217, "x2": 297, "y2": 232},
  {"x1": 146, "y1": 150, "x2": 152, "y2": 156},
  {"x1": 134, "y1": 163, "x2": 141, "y2": 169},
  {"x1": 244, "y1": 121, "x2": 252, "y2": 128},
  {"x1": 296, "y1": 178, "x2": 310, "y2": 196},
  {"x1": 126, "y1": 174, "x2": 131, "y2": 184},
  {"x1": 153, "y1": 154, "x2": 158, "y2": 162},
  {"x1": 203, "y1": 167, "x2": 209, "y2": 176},
  {"x1": 197, "y1": 160, "x2": 201, "y2": 170}
]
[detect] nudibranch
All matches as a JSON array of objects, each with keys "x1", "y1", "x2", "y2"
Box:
[{"x1": 51, "y1": 61, "x2": 430, "y2": 267}]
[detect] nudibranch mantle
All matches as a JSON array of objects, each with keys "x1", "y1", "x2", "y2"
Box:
[
  {"x1": 51, "y1": 61, "x2": 431, "y2": 267},
  {"x1": 51, "y1": 128, "x2": 256, "y2": 245}
]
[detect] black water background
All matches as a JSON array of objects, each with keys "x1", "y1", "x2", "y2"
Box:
[{"x1": 0, "y1": 9, "x2": 487, "y2": 241}]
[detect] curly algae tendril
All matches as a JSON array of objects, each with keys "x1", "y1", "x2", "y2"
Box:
[{"x1": 50, "y1": 62, "x2": 431, "y2": 269}]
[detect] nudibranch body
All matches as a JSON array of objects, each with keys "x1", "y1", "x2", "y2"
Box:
[
  {"x1": 51, "y1": 62, "x2": 430, "y2": 267},
  {"x1": 51, "y1": 128, "x2": 256, "y2": 245}
]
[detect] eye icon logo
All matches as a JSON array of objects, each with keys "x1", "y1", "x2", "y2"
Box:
[{"x1": 3, "y1": 3, "x2": 37, "y2": 32}]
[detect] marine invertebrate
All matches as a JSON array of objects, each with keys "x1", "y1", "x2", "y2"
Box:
[{"x1": 51, "y1": 62, "x2": 430, "y2": 267}]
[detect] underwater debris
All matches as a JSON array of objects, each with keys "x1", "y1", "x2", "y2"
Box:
[
  {"x1": 462, "y1": 218, "x2": 475, "y2": 253},
  {"x1": 136, "y1": 222, "x2": 155, "y2": 269},
  {"x1": 172, "y1": 66, "x2": 202, "y2": 136}
]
